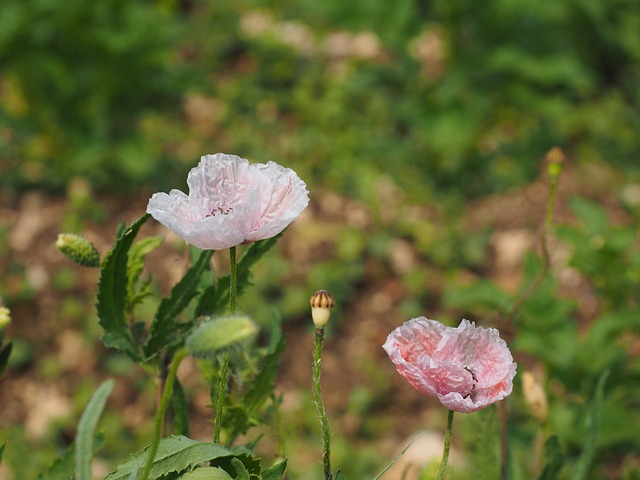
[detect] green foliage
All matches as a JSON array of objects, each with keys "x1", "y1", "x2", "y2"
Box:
[
  {"x1": 75, "y1": 379, "x2": 114, "y2": 480},
  {"x1": 569, "y1": 370, "x2": 610, "y2": 480},
  {"x1": 537, "y1": 436, "x2": 565, "y2": 480},
  {"x1": 143, "y1": 248, "x2": 214, "y2": 359},
  {"x1": 0, "y1": 0, "x2": 186, "y2": 191},
  {"x1": 96, "y1": 214, "x2": 150, "y2": 360},
  {"x1": 126, "y1": 236, "x2": 164, "y2": 311},
  {"x1": 104, "y1": 436, "x2": 240, "y2": 480}
]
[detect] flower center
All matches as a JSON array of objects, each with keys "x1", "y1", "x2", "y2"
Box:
[
  {"x1": 463, "y1": 366, "x2": 478, "y2": 399},
  {"x1": 206, "y1": 206, "x2": 234, "y2": 217}
]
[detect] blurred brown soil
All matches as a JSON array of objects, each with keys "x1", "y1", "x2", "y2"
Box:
[{"x1": 0, "y1": 161, "x2": 631, "y2": 477}]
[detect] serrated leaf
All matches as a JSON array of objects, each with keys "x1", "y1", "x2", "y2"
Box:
[
  {"x1": 210, "y1": 237, "x2": 280, "y2": 314},
  {"x1": 537, "y1": 436, "x2": 564, "y2": 480},
  {"x1": 179, "y1": 467, "x2": 233, "y2": 479},
  {"x1": 143, "y1": 249, "x2": 214, "y2": 358},
  {"x1": 105, "y1": 436, "x2": 235, "y2": 480},
  {"x1": 194, "y1": 285, "x2": 217, "y2": 318},
  {"x1": 261, "y1": 459, "x2": 287, "y2": 480},
  {"x1": 127, "y1": 236, "x2": 164, "y2": 312},
  {"x1": 172, "y1": 378, "x2": 190, "y2": 437},
  {"x1": 76, "y1": 379, "x2": 114, "y2": 480},
  {"x1": 243, "y1": 336, "x2": 286, "y2": 415},
  {"x1": 97, "y1": 214, "x2": 150, "y2": 359}
]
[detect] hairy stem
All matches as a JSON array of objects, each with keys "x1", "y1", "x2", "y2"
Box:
[
  {"x1": 313, "y1": 328, "x2": 332, "y2": 480},
  {"x1": 213, "y1": 352, "x2": 230, "y2": 444},
  {"x1": 141, "y1": 348, "x2": 188, "y2": 480}
]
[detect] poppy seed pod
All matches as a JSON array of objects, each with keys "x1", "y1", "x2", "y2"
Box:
[{"x1": 310, "y1": 290, "x2": 335, "y2": 328}]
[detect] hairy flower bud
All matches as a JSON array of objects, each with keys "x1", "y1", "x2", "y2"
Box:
[
  {"x1": 186, "y1": 315, "x2": 258, "y2": 358},
  {"x1": 56, "y1": 233, "x2": 101, "y2": 267},
  {"x1": 310, "y1": 290, "x2": 335, "y2": 328},
  {"x1": 522, "y1": 371, "x2": 548, "y2": 423}
]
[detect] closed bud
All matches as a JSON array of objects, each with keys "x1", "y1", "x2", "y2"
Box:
[
  {"x1": 186, "y1": 315, "x2": 258, "y2": 358},
  {"x1": 56, "y1": 233, "x2": 101, "y2": 268},
  {"x1": 522, "y1": 371, "x2": 548, "y2": 423},
  {"x1": 545, "y1": 147, "x2": 565, "y2": 180},
  {"x1": 310, "y1": 290, "x2": 335, "y2": 328}
]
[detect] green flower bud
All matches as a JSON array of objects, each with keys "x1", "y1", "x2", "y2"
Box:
[
  {"x1": 0, "y1": 306, "x2": 10, "y2": 330},
  {"x1": 545, "y1": 147, "x2": 565, "y2": 180},
  {"x1": 186, "y1": 315, "x2": 258, "y2": 358},
  {"x1": 56, "y1": 233, "x2": 101, "y2": 268},
  {"x1": 310, "y1": 290, "x2": 335, "y2": 328}
]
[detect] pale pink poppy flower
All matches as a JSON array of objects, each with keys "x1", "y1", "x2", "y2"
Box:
[
  {"x1": 147, "y1": 153, "x2": 309, "y2": 250},
  {"x1": 383, "y1": 318, "x2": 516, "y2": 413}
]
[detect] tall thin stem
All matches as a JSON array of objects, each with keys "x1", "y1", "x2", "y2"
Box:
[
  {"x1": 229, "y1": 246, "x2": 238, "y2": 314},
  {"x1": 435, "y1": 410, "x2": 455, "y2": 480},
  {"x1": 313, "y1": 327, "x2": 332, "y2": 480},
  {"x1": 140, "y1": 348, "x2": 188, "y2": 480},
  {"x1": 213, "y1": 352, "x2": 230, "y2": 444}
]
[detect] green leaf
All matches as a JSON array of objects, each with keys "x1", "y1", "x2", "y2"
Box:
[
  {"x1": 231, "y1": 457, "x2": 250, "y2": 480},
  {"x1": 38, "y1": 444, "x2": 74, "y2": 480},
  {"x1": 209, "y1": 237, "x2": 280, "y2": 314},
  {"x1": 243, "y1": 336, "x2": 286, "y2": 415},
  {"x1": 261, "y1": 459, "x2": 287, "y2": 480},
  {"x1": 179, "y1": 467, "x2": 233, "y2": 479},
  {"x1": 194, "y1": 284, "x2": 217, "y2": 318},
  {"x1": 143, "y1": 249, "x2": 214, "y2": 358},
  {"x1": 105, "y1": 436, "x2": 235, "y2": 480},
  {"x1": 97, "y1": 214, "x2": 150, "y2": 359},
  {"x1": 127, "y1": 236, "x2": 164, "y2": 311},
  {"x1": 38, "y1": 434, "x2": 105, "y2": 480},
  {"x1": 0, "y1": 341, "x2": 12, "y2": 376},
  {"x1": 76, "y1": 379, "x2": 115, "y2": 480},
  {"x1": 0, "y1": 443, "x2": 4, "y2": 464},
  {"x1": 172, "y1": 378, "x2": 190, "y2": 437},
  {"x1": 537, "y1": 436, "x2": 564, "y2": 480},
  {"x1": 569, "y1": 369, "x2": 610, "y2": 480}
]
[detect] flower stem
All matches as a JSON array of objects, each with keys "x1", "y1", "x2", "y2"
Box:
[
  {"x1": 141, "y1": 348, "x2": 188, "y2": 480},
  {"x1": 505, "y1": 149, "x2": 563, "y2": 326},
  {"x1": 229, "y1": 246, "x2": 238, "y2": 314},
  {"x1": 313, "y1": 327, "x2": 332, "y2": 480},
  {"x1": 213, "y1": 352, "x2": 230, "y2": 444},
  {"x1": 436, "y1": 410, "x2": 455, "y2": 480}
]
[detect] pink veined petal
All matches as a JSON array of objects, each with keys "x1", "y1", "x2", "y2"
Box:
[
  {"x1": 383, "y1": 317, "x2": 516, "y2": 413},
  {"x1": 146, "y1": 153, "x2": 309, "y2": 250}
]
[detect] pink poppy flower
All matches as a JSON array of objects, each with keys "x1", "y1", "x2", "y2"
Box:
[
  {"x1": 383, "y1": 318, "x2": 516, "y2": 413},
  {"x1": 147, "y1": 153, "x2": 309, "y2": 250}
]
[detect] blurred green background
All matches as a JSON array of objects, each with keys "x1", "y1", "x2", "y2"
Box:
[{"x1": 1, "y1": 0, "x2": 640, "y2": 478}]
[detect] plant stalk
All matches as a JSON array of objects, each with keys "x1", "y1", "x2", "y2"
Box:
[
  {"x1": 436, "y1": 410, "x2": 455, "y2": 480},
  {"x1": 313, "y1": 327, "x2": 332, "y2": 480},
  {"x1": 213, "y1": 352, "x2": 230, "y2": 444},
  {"x1": 140, "y1": 348, "x2": 188, "y2": 480},
  {"x1": 229, "y1": 246, "x2": 237, "y2": 314}
]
